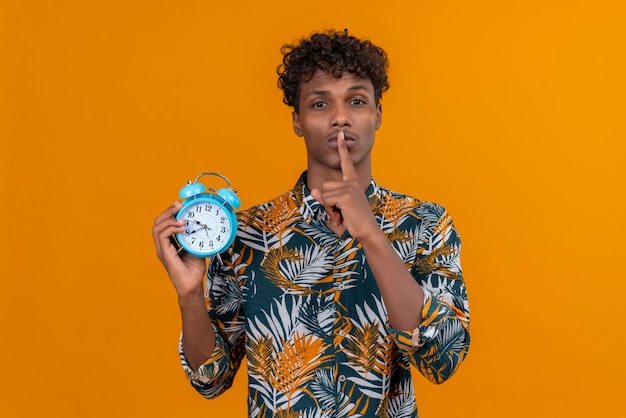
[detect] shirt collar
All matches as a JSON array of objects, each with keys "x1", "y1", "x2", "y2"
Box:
[{"x1": 293, "y1": 171, "x2": 382, "y2": 222}]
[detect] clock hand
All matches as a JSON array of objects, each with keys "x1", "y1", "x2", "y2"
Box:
[
  {"x1": 185, "y1": 222, "x2": 212, "y2": 236},
  {"x1": 185, "y1": 226, "x2": 204, "y2": 235},
  {"x1": 192, "y1": 221, "x2": 212, "y2": 232}
]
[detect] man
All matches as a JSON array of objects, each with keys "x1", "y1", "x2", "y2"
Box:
[{"x1": 153, "y1": 29, "x2": 470, "y2": 417}]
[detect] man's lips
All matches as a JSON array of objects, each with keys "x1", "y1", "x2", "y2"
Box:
[{"x1": 327, "y1": 133, "x2": 356, "y2": 149}]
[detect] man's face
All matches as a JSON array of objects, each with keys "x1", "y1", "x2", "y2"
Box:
[{"x1": 292, "y1": 69, "x2": 382, "y2": 177}]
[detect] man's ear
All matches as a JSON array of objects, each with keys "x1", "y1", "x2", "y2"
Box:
[
  {"x1": 375, "y1": 104, "x2": 383, "y2": 130},
  {"x1": 292, "y1": 111, "x2": 303, "y2": 137}
]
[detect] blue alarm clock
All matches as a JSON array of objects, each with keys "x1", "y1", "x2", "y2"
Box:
[{"x1": 174, "y1": 172, "x2": 241, "y2": 258}]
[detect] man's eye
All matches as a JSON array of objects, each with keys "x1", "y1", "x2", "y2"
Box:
[
  {"x1": 311, "y1": 101, "x2": 326, "y2": 108},
  {"x1": 351, "y1": 98, "x2": 366, "y2": 105}
]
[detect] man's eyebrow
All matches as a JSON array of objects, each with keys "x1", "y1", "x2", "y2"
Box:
[
  {"x1": 306, "y1": 89, "x2": 330, "y2": 97},
  {"x1": 305, "y1": 85, "x2": 370, "y2": 97},
  {"x1": 347, "y1": 84, "x2": 370, "y2": 92}
]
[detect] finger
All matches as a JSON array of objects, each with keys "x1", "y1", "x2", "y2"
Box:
[
  {"x1": 153, "y1": 202, "x2": 184, "y2": 239},
  {"x1": 154, "y1": 201, "x2": 182, "y2": 225},
  {"x1": 311, "y1": 188, "x2": 343, "y2": 227},
  {"x1": 154, "y1": 220, "x2": 184, "y2": 254},
  {"x1": 153, "y1": 202, "x2": 184, "y2": 253},
  {"x1": 337, "y1": 131, "x2": 357, "y2": 180},
  {"x1": 310, "y1": 188, "x2": 325, "y2": 207}
]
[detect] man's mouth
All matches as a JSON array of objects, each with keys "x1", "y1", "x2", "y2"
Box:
[{"x1": 328, "y1": 133, "x2": 356, "y2": 149}]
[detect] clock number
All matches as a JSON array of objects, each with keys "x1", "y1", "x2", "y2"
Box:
[
  {"x1": 220, "y1": 216, "x2": 226, "y2": 223},
  {"x1": 199, "y1": 241, "x2": 204, "y2": 248},
  {"x1": 195, "y1": 206, "x2": 202, "y2": 213},
  {"x1": 215, "y1": 209, "x2": 220, "y2": 216},
  {"x1": 187, "y1": 211, "x2": 194, "y2": 218},
  {"x1": 221, "y1": 227, "x2": 226, "y2": 233},
  {"x1": 205, "y1": 204, "x2": 212, "y2": 211}
]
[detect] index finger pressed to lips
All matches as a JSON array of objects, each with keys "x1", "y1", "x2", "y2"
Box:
[{"x1": 337, "y1": 131, "x2": 357, "y2": 180}]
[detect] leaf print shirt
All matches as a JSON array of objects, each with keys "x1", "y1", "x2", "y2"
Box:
[{"x1": 180, "y1": 172, "x2": 470, "y2": 417}]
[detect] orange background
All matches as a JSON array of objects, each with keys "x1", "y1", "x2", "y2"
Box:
[{"x1": 2, "y1": 1, "x2": 625, "y2": 417}]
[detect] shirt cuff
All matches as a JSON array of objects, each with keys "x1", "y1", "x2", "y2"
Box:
[
  {"x1": 389, "y1": 287, "x2": 436, "y2": 353},
  {"x1": 412, "y1": 289, "x2": 439, "y2": 348},
  {"x1": 179, "y1": 326, "x2": 226, "y2": 385}
]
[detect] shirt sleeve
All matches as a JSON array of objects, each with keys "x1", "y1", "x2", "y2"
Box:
[
  {"x1": 388, "y1": 206, "x2": 470, "y2": 384},
  {"x1": 179, "y1": 253, "x2": 247, "y2": 398}
]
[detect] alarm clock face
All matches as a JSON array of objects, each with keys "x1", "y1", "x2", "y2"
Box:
[{"x1": 175, "y1": 198, "x2": 237, "y2": 257}]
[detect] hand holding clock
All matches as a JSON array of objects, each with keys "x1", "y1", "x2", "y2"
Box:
[
  {"x1": 153, "y1": 201, "x2": 207, "y2": 298},
  {"x1": 153, "y1": 173, "x2": 239, "y2": 298}
]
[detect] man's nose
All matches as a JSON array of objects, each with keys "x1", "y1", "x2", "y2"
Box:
[{"x1": 332, "y1": 104, "x2": 351, "y2": 127}]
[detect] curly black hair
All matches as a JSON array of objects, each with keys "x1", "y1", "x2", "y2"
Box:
[{"x1": 277, "y1": 29, "x2": 390, "y2": 113}]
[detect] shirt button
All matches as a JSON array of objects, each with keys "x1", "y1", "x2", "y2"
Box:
[
  {"x1": 337, "y1": 283, "x2": 345, "y2": 290},
  {"x1": 338, "y1": 330, "x2": 345, "y2": 336},
  {"x1": 338, "y1": 375, "x2": 346, "y2": 382}
]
